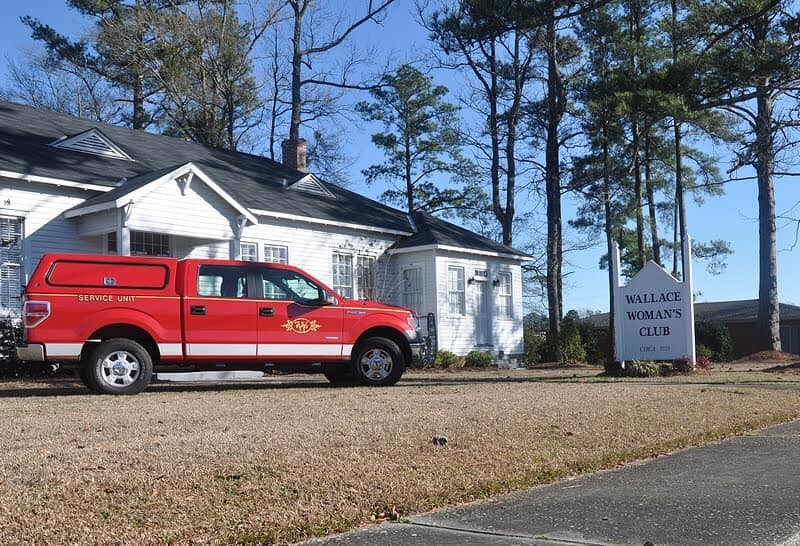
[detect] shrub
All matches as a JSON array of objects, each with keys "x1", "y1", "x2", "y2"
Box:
[
  {"x1": 559, "y1": 331, "x2": 587, "y2": 364},
  {"x1": 523, "y1": 327, "x2": 543, "y2": 366},
  {"x1": 626, "y1": 360, "x2": 662, "y2": 378},
  {"x1": 696, "y1": 344, "x2": 713, "y2": 359},
  {"x1": 696, "y1": 355, "x2": 713, "y2": 370},
  {"x1": 433, "y1": 350, "x2": 459, "y2": 369},
  {"x1": 465, "y1": 351, "x2": 493, "y2": 368},
  {"x1": 695, "y1": 320, "x2": 733, "y2": 361},
  {"x1": 672, "y1": 357, "x2": 694, "y2": 374}
]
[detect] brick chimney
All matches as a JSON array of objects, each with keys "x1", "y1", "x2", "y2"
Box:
[{"x1": 282, "y1": 138, "x2": 307, "y2": 173}]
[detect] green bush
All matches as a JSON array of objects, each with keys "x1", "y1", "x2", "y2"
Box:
[
  {"x1": 523, "y1": 327, "x2": 544, "y2": 366},
  {"x1": 695, "y1": 320, "x2": 733, "y2": 361},
  {"x1": 465, "y1": 350, "x2": 493, "y2": 368},
  {"x1": 696, "y1": 344, "x2": 713, "y2": 359},
  {"x1": 560, "y1": 331, "x2": 587, "y2": 363},
  {"x1": 433, "y1": 350, "x2": 459, "y2": 369},
  {"x1": 626, "y1": 360, "x2": 662, "y2": 377}
]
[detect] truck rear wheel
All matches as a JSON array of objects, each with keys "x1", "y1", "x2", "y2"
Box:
[
  {"x1": 351, "y1": 337, "x2": 405, "y2": 387},
  {"x1": 84, "y1": 338, "x2": 153, "y2": 395}
]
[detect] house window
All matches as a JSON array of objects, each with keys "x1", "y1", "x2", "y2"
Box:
[
  {"x1": 448, "y1": 266, "x2": 465, "y2": 315},
  {"x1": 106, "y1": 232, "x2": 117, "y2": 254},
  {"x1": 332, "y1": 252, "x2": 353, "y2": 298},
  {"x1": 356, "y1": 256, "x2": 375, "y2": 300},
  {"x1": 402, "y1": 268, "x2": 422, "y2": 312},
  {"x1": 0, "y1": 217, "x2": 23, "y2": 311},
  {"x1": 240, "y1": 242, "x2": 258, "y2": 262},
  {"x1": 131, "y1": 231, "x2": 170, "y2": 256},
  {"x1": 498, "y1": 272, "x2": 513, "y2": 318},
  {"x1": 263, "y1": 244, "x2": 288, "y2": 264}
]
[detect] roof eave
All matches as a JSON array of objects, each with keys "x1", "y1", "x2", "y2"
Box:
[{"x1": 389, "y1": 243, "x2": 529, "y2": 261}]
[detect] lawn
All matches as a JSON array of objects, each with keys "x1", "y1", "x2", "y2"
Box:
[{"x1": 0, "y1": 365, "x2": 799, "y2": 544}]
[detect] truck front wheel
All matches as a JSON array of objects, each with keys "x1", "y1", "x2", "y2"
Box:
[
  {"x1": 351, "y1": 337, "x2": 405, "y2": 387},
  {"x1": 83, "y1": 338, "x2": 153, "y2": 395}
]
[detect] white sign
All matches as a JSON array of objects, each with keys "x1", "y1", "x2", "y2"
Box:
[{"x1": 612, "y1": 238, "x2": 696, "y2": 363}]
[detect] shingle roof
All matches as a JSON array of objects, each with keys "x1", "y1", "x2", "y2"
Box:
[
  {"x1": 583, "y1": 299, "x2": 800, "y2": 328},
  {"x1": 395, "y1": 212, "x2": 529, "y2": 257},
  {"x1": 0, "y1": 100, "x2": 534, "y2": 257},
  {"x1": 0, "y1": 100, "x2": 410, "y2": 233}
]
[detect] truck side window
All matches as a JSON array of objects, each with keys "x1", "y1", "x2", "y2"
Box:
[
  {"x1": 198, "y1": 265, "x2": 248, "y2": 298},
  {"x1": 260, "y1": 267, "x2": 323, "y2": 303}
]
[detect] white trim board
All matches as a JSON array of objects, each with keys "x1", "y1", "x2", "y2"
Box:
[
  {"x1": 388, "y1": 243, "x2": 529, "y2": 261},
  {"x1": 250, "y1": 208, "x2": 413, "y2": 236},
  {"x1": 0, "y1": 170, "x2": 112, "y2": 193}
]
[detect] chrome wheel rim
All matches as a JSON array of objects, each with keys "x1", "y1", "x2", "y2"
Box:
[
  {"x1": 359, "y1": 348, "x2": 393, "y2": 381},
  {"x1": 100, "y1": 350, "x2": 141, "y2": 388}
]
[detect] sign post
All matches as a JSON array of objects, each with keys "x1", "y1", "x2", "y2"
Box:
[{"x1": 611, "y1": 236, "x2": 696, "y2": 365}]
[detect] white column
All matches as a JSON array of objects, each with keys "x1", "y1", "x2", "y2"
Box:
[
  {"x1": 683, "y1": 235, "x2": 697, "y2": 365},
  {"x1": 116, "y1": 205, "x2": 131, "y2": 256},
  {"x1": 611, "y1": 241, "x2": 624, "y2": 365},
  {"x1": 230, "y1": 216, "x2": 248, "y2": 260}
]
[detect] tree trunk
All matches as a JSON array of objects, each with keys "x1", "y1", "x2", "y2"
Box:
[
  {"x1": 644, "y1": 125, "x2": 660, "y2": 266},
  {"x1": 288, "y1": 3, "x2": 303, "y2": 141},
  {"x1": 755, "y1": 87, "x2": 780, "y2": 351},
  {"x1": 132, "y1": 70, "x2": 146, "y2": 131},
  {"x1": 545, "y1": 11, "x2": 563, "y2": 339},
  {"x1": 603, "y1": 134, "x2": 615, "y2": 360},
  {"x1": 673, "y1": 119, "x2": 687, "y2": 278},
  {"x1": 671, "y1": 0, "x2": 687, "y2": 279},
  {"x1": 632, "y1": 114, "x2": 644, "y2": 268}
]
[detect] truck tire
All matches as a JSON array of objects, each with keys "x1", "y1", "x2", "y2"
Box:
[
  {"x1": 351, "y1": 337, "x2": 405, "y2": 387},
  {"x1": 322, "y1": 364, "x2": 355, "y2": 385},
  {"x1": 78, "y1": 365, "x2": 99, "y2": 392},
  {"x1": 84, "y1": 338, "x2": 153, "y2": 395}
]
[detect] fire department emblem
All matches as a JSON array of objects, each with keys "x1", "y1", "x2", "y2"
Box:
[{"x1": 282, "y1": 318, "x2": 321, "y2": 334}]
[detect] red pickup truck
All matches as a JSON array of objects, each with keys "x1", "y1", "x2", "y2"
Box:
[{"x1": 16, "y1": 254, "x2": 434, "y2": 394}]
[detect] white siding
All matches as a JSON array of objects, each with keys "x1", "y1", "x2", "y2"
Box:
[
  {"x1": 126, "y1": 177, "x2": 238, "y2": 240},
  {"x1": 389, "y1": 250, "x2": 437, "y2": 319},
  {"x1": 173, "y1": 237, "x2": 229, "y2": 259},
  {"x1": 0, "y1": 178, "x2": 98, "y2": 283},
  {"x1": 434, "y1": 252, "x2": 523, "y2": 357},
  {"x1": 76, "y1": 209, "x2": 116, "y2": 236},
  {"x1": 241, "y1": 219, "x2": 397, "y2": 299}
]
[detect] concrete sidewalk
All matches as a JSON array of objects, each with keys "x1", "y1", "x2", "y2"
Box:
[{"x1": 309, "y1": 420, "x2": 800, "y2": 546}]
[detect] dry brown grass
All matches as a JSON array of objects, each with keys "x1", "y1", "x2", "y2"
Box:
[{"x1": 1, "y1": 370, "x2": 799, "y2": 544}]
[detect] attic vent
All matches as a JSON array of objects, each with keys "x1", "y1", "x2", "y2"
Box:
[
  {"x1": 50, "y1": 128, "x2": 133, "y2": 161},
  {"x1": 288, "y1": 174, "x2": 336, "y2": 199}
]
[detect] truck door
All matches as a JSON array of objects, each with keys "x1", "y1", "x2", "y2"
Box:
[
  {"x1": 183, "y1": 263, "x2": 258, "y2": 360},
  {"x1": 255, "y1": 265, "x2": 344, "y2": 360}
]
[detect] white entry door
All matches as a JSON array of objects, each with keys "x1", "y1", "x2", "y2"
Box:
[{"x1": 474, "y1": 280, "x2": 491, "y2": 346}]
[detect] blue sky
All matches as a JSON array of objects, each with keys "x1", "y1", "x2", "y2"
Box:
[{"x1": 2, "y1": 1, "x2": 800, "y2": 313}]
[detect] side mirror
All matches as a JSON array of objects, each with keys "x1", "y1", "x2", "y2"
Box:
[{"x1": 325, "y1": 293, "x2": 338, "y2": 306}]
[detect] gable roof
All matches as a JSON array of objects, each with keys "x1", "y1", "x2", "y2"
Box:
[
  {"x1": 390, "y1": 212, "x2": 530, "y2": 259},
  {"x1": 64, "y1": 162, "x2": 257, "y2": 224},
  {"x1": 583, "y1": 299, "x2": 800, "y2": 328}
]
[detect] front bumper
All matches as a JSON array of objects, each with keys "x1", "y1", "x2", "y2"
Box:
[
  {"x1": 407, "y1": 312, "x2": 437, "y2": 366},
  {"x1": 16, "y1": 343, "x2": 45, "y2": 362}
]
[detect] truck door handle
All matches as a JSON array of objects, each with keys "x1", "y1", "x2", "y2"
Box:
[
  {"x1": 260, "y1": 307, "x2": 274, "y2": 317},
  {"x1": 190, "y1": 305, "x2": 206, "y2": 315}
]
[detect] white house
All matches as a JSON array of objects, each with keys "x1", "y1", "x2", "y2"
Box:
[{"x1": 0, "y1": 100, "x2": 528, "y2": 358}]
